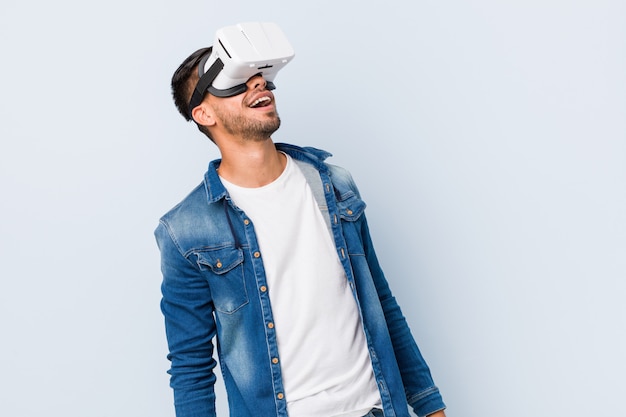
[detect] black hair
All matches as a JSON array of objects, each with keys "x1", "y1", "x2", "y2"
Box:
[{"x1": 171, "y1": 47, "x2": 211, "y2": 120}]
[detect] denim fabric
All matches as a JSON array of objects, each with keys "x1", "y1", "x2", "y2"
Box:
[
  {"x1": 156, "y1": 143, "x2": 445, "y2": 417},
  {"x1": 362, "y1": 409, "x2": 385, "y2": 417}
]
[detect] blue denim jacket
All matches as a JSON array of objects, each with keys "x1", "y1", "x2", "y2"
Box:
[{"x1": 156, "y1": 143, "x2": 445, "y2": 417}]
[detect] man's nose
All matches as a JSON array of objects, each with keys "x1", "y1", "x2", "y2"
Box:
[{"x1": 247, "y1": 74, "x2": 267, "y2": 90}]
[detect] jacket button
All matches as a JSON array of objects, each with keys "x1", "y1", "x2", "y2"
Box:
[
  {"x1": 260, "y1": 285, "x2": 267, "y2": 292},
  {"x1": 346, "y1": 209, "x2": 353, "y2": 215},
  {"x1": 244, "y1": 219, "x2": 250, "y2": 225},
  {"x1": 277, "y1": 393, "x2": 284, "y2": 400},
  {"x1": 254, "y1": 251, "x2": 261, "y2": 258},
  {"x1": 216, "y1": 261, "x2": 223, "y2": 268},
  {"x1": 272, "y1": 357, "x2": 279, "y2": 364},
  {"x1": 267, "y1": 322, "x2": 274, "y2": 329}
]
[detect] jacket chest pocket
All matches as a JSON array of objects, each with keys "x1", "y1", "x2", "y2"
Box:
[{"x1": 193, "y1": 247, "x2": 249, "y2": 314}]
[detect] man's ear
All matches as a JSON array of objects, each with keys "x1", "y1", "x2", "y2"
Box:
[{"x1": 191, "y1": 103, "x2": 216, "y2": 128}]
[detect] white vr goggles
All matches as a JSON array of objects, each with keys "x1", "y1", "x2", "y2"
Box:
[{"x1": 188, "y1": 22, "x2": 295, "y2": 117}]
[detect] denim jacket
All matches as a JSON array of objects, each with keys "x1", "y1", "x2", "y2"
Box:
[{"x1": 156, "y1": 143, "x2": 445, "y2": 417}]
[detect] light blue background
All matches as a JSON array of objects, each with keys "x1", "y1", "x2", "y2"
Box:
[{"x1": 1, "y1": 1, "x2": 624, "y2": 416}]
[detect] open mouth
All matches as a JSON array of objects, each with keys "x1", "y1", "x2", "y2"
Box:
[{"x1": 249, "y1": 96, "x2": 272, "y2": 108}]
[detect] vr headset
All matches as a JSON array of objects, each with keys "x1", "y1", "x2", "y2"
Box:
[{"x1": 188, "y1": 22, "x2": 295, "y2": 118}]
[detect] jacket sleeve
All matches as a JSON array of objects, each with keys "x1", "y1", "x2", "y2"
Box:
[
  {"x1": 359, "y1": 216, "x2": 446, "y2": 416},
  {"x1": 339, "y1": 167, "x2": 446, "y2": 416},
  {"x1": 156, "y1": 220, "x2": 218, "y2": 417}
]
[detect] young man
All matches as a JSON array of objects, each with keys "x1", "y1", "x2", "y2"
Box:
[{"x1": 156, "y1": 43, "x2": 447, "y2": 417}]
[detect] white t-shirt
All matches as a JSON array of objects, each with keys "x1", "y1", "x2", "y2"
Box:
[{"x1": 220, "y1": 154, "x2": 381, "y2": 417}]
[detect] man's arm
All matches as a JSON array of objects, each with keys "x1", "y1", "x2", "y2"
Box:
[
  {"x1": 358, "y1": 215, "x2": 446, "y2": 416},
  {"x1": 156, "y1": 221, "x2": 218, "y2": 417}
]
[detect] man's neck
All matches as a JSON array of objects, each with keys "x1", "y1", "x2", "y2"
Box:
[{"x1": 216, "y1": 138, "x2": 286, "y2": 188}]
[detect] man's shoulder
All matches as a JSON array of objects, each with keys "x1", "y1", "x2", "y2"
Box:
[
  {"x1": 158, "y1": 155, "x2": 223, "y2": 225},
  {"x1": 156, "y1": 180, "x2": 230, "y2": 250},
  {"x1": 158, "y1": 181, "x2": 220, "y2": 229}
]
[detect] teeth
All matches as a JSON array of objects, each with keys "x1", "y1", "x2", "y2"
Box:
[{"x1": 250, "y1": 96, "x2": 271, "y2": 108}]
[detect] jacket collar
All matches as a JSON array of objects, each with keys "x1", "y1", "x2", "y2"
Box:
[{"x1": 203, "y1": 143, "x2": 332, "y2": 204}]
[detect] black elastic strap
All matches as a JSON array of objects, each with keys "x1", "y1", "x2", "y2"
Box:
[
  {"x1": 207, "y1": 80, "x2": 276, "y2": 98},
  {"x1": 187, "y1": 57, "x2": 224, "y2": 119}
]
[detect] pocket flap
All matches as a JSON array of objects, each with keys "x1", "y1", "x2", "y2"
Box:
[
  {"x1": 194, "y1": 247, "x2": 244, "y2": 274},
  {"x1": 336, "y1": 197, "x2": 366, "y2": 221}
]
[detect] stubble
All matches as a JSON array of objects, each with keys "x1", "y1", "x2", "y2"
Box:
[{"x1": 213, "y1": 104, "x2": 281, "y2": 142}]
